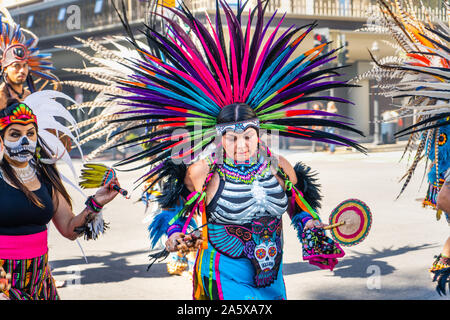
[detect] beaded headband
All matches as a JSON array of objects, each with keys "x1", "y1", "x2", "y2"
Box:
[
  {"x1": 215, "y1": 118, "x2": 260, "y2": 135},
  {"x1": 1, "y1": 43, "x2": 28, "y2": 69},
  {"x1": 0, "y1": 102, "x2": 37, "y2": 130}
]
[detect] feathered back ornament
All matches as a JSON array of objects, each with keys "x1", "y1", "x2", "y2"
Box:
[
  {"x1": 56, "y1": 35, "x2": 151, "y2": 161},
  {"x1": 23, "y1": 91, "x2": 85, "y2": 199},
  {"x1": 24, "y1": 90, "x2": 82, "y2": 173},
  {"x1": 109, "y1": 0, "x2": 366, "y2": 189},
  {"x1": 358, "y1": 0, "x2": 450, "y2": 206}
]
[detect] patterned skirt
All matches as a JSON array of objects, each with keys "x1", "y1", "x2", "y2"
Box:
[
  {"x1": 193, "y1": 242, "x2": 286, "y2": 300},
  {"x1": 0, "y1": 252, "x2": 59, "y2": 300}
]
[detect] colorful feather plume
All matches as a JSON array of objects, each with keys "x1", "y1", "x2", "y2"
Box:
[{"x1": 79, "y1": 163, "x2": 129, "y2": 197}]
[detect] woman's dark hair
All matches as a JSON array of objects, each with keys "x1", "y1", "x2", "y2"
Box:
[
  {"x1": 216, "y1": 103, "x2": 257, "y2": 124},
  {"x1": 0, "y1": 99, "x2": 72, "y2": 210}
]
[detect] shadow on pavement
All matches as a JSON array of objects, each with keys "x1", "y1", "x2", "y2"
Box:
[
  {"x1": 50, "y1": 249, "x2": 174, "y2": 284},
  {"x1": 50, "y1": 243, "x2": 440, "y2": 286},
  {"x1": 283, "y1": 243, "x2": 439, "y2": 278}
]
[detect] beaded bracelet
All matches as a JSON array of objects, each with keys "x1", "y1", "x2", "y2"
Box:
[
  {"x1": 301, "y1": 215, "x2": 312, "y2": 228},
  {"x1": 85, "y1": 195, "x2": 103, "y2": 213},
  {"x1": 167, "y1": 224, "x2": 182, "y2": 239},
  {"x1": 294, "y1": 211, "x2": 312, "y2": 231}
]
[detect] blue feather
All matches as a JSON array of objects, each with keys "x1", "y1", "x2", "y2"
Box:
[
  {"x1": 247, "y1": 48, "x2": 291, "y2": 103},
  {"x1": 291, "y1": 211, "x2": 312, "y2": 242},
  {"x1": 147, "y1": 200, "x2": 197, "y2": 248}
]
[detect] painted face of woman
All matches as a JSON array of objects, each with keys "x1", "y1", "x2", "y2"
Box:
[
  {"x1": 3, "y1": 124, "x2": 37, "y2": 163},
  {"x1": 222, "y1": 127, "x2": 259, "y2": 164}
]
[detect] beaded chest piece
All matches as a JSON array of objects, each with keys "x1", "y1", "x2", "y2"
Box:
[{"x1": 207, "y1": 155, "x2": 288, "y2": 225}]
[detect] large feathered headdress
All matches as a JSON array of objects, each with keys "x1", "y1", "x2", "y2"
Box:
[{"x1": 109, "y1": 0, "x2": 366, "y2": 185}]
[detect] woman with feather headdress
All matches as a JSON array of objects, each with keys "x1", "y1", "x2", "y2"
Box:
[
  {"x1": 0, "y1": 91, "x2": 121, "y2": 300},
  {"x1": 101, "y1": 0, "x2": 368, "y2": 299},
  {"x1": 358, "y1": 0, "x2": 450, "y2": 296}
]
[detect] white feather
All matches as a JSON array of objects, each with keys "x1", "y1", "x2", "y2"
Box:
[{"x1": 23, "y1": 91, "x2": 84, "y2": 179}]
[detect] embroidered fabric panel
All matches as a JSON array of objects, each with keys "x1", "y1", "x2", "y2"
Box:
[
  {"x1": 208, "y1": 224, "x2": 246, "y2": 258},
  {"x1": 207, "y1": 216, "x2": 283, "y2": 288}
]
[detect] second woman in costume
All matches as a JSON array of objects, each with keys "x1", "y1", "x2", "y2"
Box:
[{"x1": 0, "y1": 93, "x2": 121, "y2": 300}]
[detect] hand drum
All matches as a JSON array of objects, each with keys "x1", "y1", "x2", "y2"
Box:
[{"x1": 324, "y1": 199, "x2": 372, "y2": 247}]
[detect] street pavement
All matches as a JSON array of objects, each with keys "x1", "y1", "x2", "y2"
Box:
[{"x1": 48, "y1": 145, "x2": 449, "y2": 300}]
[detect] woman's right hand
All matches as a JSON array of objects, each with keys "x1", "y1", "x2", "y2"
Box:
[
  {"x1": 166, "y1": 232, "x2": 203, "y2": 253},
  {"x1": 303, "y1": 219, "x2": 328, "y2": 231}
]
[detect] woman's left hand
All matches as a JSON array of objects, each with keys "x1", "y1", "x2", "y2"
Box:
[
  {"x1": 304, "y1": 219, "x2": 328, "y2": 231},
  {"x1": 93, "y1": 176, "x2": 121, "y2": 207}
]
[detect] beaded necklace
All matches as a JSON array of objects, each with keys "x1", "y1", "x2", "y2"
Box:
[{"x1": 213, "y1": 154, "x2": 271, "y2": 184}]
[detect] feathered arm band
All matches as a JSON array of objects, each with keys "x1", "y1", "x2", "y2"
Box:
[
  {"x1": 148, "y1": 201, "x2": 198, "y2": 249},
  {"x1": 155, "y1": 160, "x2": 189, "y2": 209},
  {"x1": 73, "y1": 197, "x2": 109, "y2": 241},
  {"x1": 430, "y1": 254, "x2": 450, "y2": 296},
  {"x1": 277, "y1": 161, "x2": 322, "y2": 239},
  {"x1": 279, "y1": 161, "x2": 344, "y2": 270}
]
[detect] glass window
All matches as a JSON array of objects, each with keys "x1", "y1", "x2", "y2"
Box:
[
  {"x1": 94, "y1": 0, "x2": 104, "y2": 14},
  {"x1": 57, "y1": 7, "x2": 66, "y2": 21},
  {"x1": 26, "y1": 14, "x2": 34, "y2": 28}
]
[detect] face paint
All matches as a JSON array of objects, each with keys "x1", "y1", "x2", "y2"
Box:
[{"x1": 4, "y1": 136, "x2": 36, "y2": 163}]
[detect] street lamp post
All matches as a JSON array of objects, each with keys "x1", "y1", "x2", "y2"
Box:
[{"x1": 371, "y1": 41, "x2": 382, "y2": 145}]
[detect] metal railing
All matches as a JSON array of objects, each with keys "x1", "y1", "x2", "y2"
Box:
[
  {"x1": 191, "y1": 0, "x2": 448, "y2": 21},
  {"x1": 10, "y1": 0, "x2": 148, "y2": 39},
  {"x1": 9, "y1": 0, "x2": 448, "y2": 39}
]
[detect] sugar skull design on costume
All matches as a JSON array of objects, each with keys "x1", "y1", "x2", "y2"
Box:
[
  {"x1": 254, "y1": 241, "x2": 277, "y2": 271},
  {"x1": 250, "y1": 216, "x2": 282, "y2": 281}
]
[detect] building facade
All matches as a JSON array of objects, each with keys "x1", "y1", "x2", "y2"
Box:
[{"x1": 3, "y1": 0, "x2": 448, "y2": 142}]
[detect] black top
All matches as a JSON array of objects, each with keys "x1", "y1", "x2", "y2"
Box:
[{"x1": 0, "y1": 173, "x2": 54, "y2": 236}]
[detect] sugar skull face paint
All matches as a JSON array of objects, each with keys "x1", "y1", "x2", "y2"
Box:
[{"x1": 4, "y1": 135, "x2": 37, "y2": 163}]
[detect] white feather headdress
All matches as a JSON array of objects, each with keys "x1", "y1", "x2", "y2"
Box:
[{"x1": 24, "y1": 90, "x2": 106, "y2": 241}]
